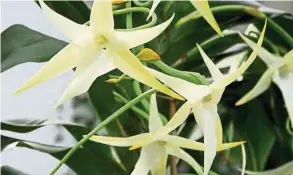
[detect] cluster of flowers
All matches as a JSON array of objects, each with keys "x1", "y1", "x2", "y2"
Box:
[{"x1": 15, "y1": 0, "x2": 292, "y2": 174}]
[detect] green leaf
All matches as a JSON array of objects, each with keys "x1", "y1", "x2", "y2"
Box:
[
  {"x1": 1, "y1": 118, "x2": 115, "y2": 160},
  {"x1": 1, "y1": 166, "x2": 30, "y2": 175},
  {"x1": 245, "y1": 160, "x2": 293, "y2": 175},
  {"x1": 36, "y1": 0, "x2": 90, "y2": 24},
  {"x1": 1, "y1": 25, "x2": 66, "y2": 72},
  {"x1": 1, "y1": 135, "x2": 123, "y2": 175}
]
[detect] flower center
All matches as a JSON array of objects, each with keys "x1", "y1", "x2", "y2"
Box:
[
  {"x1": 95, "y1": 35, "x2": 108, "y2": 49},
  {"x1": 202, "y1": 94, "x2": 212, "y2": 103}
]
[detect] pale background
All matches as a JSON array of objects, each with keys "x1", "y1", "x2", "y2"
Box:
[{"x1": 1, "y1": 1, "x2": 293, "y2": 175}]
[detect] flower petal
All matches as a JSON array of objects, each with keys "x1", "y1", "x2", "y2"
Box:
[
  {"x1": 148, "y1": 68, "x2": 210, "y2": 101},
  {"x1": 150, "y1": 149, "x2": 168, "y2": 175},
  {"x1": 149, "y1": 94, "x2": 163, "y2": 132},
  {"x1": 91, "y1": 0, "x2": 114, "y2": 35},
  {"x1": 166, "y1": 145, "x2": 203, "y2": 175},
  {"x1": 131, "y1": 143, "x2": 166, "y2": 175},
  {"x1": 197, "y1": 44, "x2": 224, "y2": 82},
  {"x1": 39, "y1": 0, "x2": 93, "y2": 44},
  {"x1": 273, "y1": 71, "x2": 293, "y2": 127},
  {"x1": 193, "y1": 106, "x2": 217, "y2": 175},
  {"x1": 283, "y1": 49, "x2": 293, "y2": 68},
  {"x1": 130, "y1": 102, "x2": 192, "y2": 150},
  {"x1": 235, "y1": 68, "x2": 274, "y2": 106},
  {"x1": 89, "y1": 133, "x2": 150, "y2": 147},
  {"x1": 240, "y1": 30, "x2": 281, "y2": 67},
  {"x1": 107, "y1": 39, "x2": 184, "y2": 101},
  {"x1": 55, "y1": 51, "x2": 116, "y2": 107},
  {"x1": 212, "y1": 20, "x2": 267, "y2": 89},
  {"x1": 114, "y1": 14, "x2": 174, "y2": 49},
  {"x1": 14, "y1": 44, "x2": 77, "y2": 94},
  {"x1": 217, "y1": 142, "x2": 245, "y2": 151},
  {"x1": 190, "y1": 0, "x2": 223, "y2": 36},
  {"x1": 147, "y1": 0, "x2": 161, "y2": 20},
  {"x1": 160, "y1": 135, "x2": 205, "y2": 151}
]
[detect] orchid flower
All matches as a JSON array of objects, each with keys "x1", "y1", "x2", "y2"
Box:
[
  {"x1": 235, "y1": 36, "x2": 293, "y2": 127},
  {"x1": 148, "y1": 0, "x2": 223, "y2": 36},
  {"x1": 129, "y1": 21, "x2": 266, "y2": 175},
  {"x1": 14, "y1": 0, "x2": 183, "y2": 107},
  {"x1": 89, "y1": 94, "x2": 243, "y2": 175}
]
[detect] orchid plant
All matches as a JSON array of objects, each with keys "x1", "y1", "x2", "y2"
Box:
[{"x1": 1, "y1": 0, "x2": 293, "y2": 175}]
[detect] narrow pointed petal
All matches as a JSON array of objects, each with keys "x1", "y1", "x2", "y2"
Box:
[
  {"x1": 147, "y1": 0, "x2": 161, "y2": 20},
  {"x1": 166, "y1": 145, "x2": 203, "y2": 175},
  {"x1": 273, "y1": 71, "x2": 293, "y2": 127},
  {"x1": 240, "y1": 30, "x2": 280, "y2": 67},
  {"x1": 193, "y1": 106, "x2": 217, "y2": 175},
  {"x1": 245, "y1": 160, "x2": 293, "y2": 175},
  {"x1": 14, "y1": 44, "x2": 77, "y2": 94},
  {"x1": 148, "y1": 68, "x2": 211, "y2": 101},
  {"x1": 149, "y1": 94, "x2": 163, "y2": 132},
  {"x1": 236, "y1": 68, "x2": 274, "y2": 106},
  {"x1": 91, "y1": 0, "x2": 114, "y2": 35},
  {"x1": 283, "y1": 49, "x2": 293, "y2": 68},
  {"x1": 217, "y1": 141, "x2": 245, "y2": 151},
  {"x1": 190, "y1": 0, "x2": 223, "y2": 36},
  {"x1": 150, "y1": 150, "x2": 168, "y2": 175},
  {"x1": 130, "y1": 102, "x2": 192, "y2": 150},
  {"x1": 212, "y1": 20, "x2": 267, "y2": 89},
  {"x1": 55, "y1": 52, "x2": 116, "y2": 107},
  {"x1": 107, "y1": 39, "x2": 184, "y2": 101},
  {"x1": 197, "y1": 44, "x2": 224, "y2": 81},
  {"x1": 114, "y1": 14, "x2": 174, "y2": 49},
  {"x1": 241, "y1": 144, "x2": 246, "y2": 175},
  {"x1": 89, "y1": 133, "x2": 150, "y2": 147},
  {"x1": 39, "y1": 0, "x2": 93, "y2": 44},
  {"x1": 131, "y1": 144, "x2": 166, "y2": 175},
  {"x1": 160, "y1": 135, "x2": 205, "y2": 151}
]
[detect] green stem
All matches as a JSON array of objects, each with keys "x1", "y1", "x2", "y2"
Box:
[
  {"x1": 133, "y1": 0, "x2": 152, "y2": 7},
  {"x1": 50, "y1": 89, "x2": 157, "y2": 175},
  {"x1": 114, "y1": 91, "x2": 149, "y2": 120},
  {"x1": 133, "y1": 81, "x2": 150, "y2": 111},
  {"x1": 114, "y1": 7, "x2": 157, "y2": 31},
  {"x1": 150, "y1": 60, "x2": 209, "y2": 85},
  {"x1": 126, "y1": 1, "x2": 133, "y2": 29}
]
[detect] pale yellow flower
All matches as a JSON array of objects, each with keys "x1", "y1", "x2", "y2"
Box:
[
  {"x1": 14, "y1": 0, "x2": 183, "y2": 107},
  {"x1": 148, "y1": 0, "x2": 223, "y2": 36},
  {"x1": 130, "y1": 21, "x2": 266, "y2": 175},
  {"x1": 89, "y1": 94, "x2": 243, "y2": 175},
  {"x1": 235, "y1": 36, "x2": 293, "y2": 127}
]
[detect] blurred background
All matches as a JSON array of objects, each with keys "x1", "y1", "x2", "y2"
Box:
[{"x1": 1, "y1": 1, "x2": 293, "y2": 175}]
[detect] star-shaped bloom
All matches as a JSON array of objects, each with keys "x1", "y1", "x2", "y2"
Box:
[
  {"x1": 89, "y1": 94, "x2": 243, "y2": 175},
  {"x1": 148, "y1": 0, "x2": 223, "y2": 36},
  {"x1": 14, "y1": 0, "x2": 183, "y2": 107},
  {"x1": 236, "y1": 36, "x2": 293, "y2": 127},
  {"x1": 129, "y1": 21, "x2": 266, "y2": 175}
]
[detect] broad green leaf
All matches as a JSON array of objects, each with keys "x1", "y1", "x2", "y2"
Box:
[
  {"x1": 1, "y1": 166, "x2": 30, "y2": 175},
  {"x1": 1, "y1": 25, "x2": 66, "y2": 72},
  {"x1": 0, "y1": 119, "x2": 114, "y2": 160},
  {"x1": 35, "y1": 0, "x2": 90, "y2": 24},
  {"x1": 1, "y1": 135, "x2": 123, "y2": 175}
]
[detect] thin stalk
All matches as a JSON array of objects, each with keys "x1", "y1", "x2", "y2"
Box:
[
  {"x1": 50, "y1": 89, "x2": 157, "y2": 175},
  {"x1": 169, "y1": 100, "x2": 177, "y2": 175}
]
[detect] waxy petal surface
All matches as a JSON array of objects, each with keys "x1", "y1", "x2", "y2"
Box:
[
  {"x1": 149, "y1": 94, "x2": 163, "y2": 132},
  {"x1": 91, "y1": 0, "x2": 114, "y2": 35},
  {"x1": 166, "y1": 145, "x2": 203, "y2": 175},
  {"x1": 212, "y1": 21, "x2": 267, "y2": 89},
  {"x1": 114, "y1": 14, "x2": 174, "y2": 49},
  {"x1": 107, "y1": 39, "x2": 183, "y2": 101},
  {"x1": 39, "y1": 0, "x2": 93, "y2": 44},
  {"x1": 273, "y1": 71, "x2": 293, "y2": 127},
  {"x1": 147, "y1": 0, "x2": 161, "y2": 20},
  {"x1": 236, "y1": 68, "x2": 274, "y2": 106},
  {"x1": 190, "y1": 0, "x2": 223, "y2": 36},
  {"x1": 15, "y1": 44, "x2": 77, "y2": 94}
]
